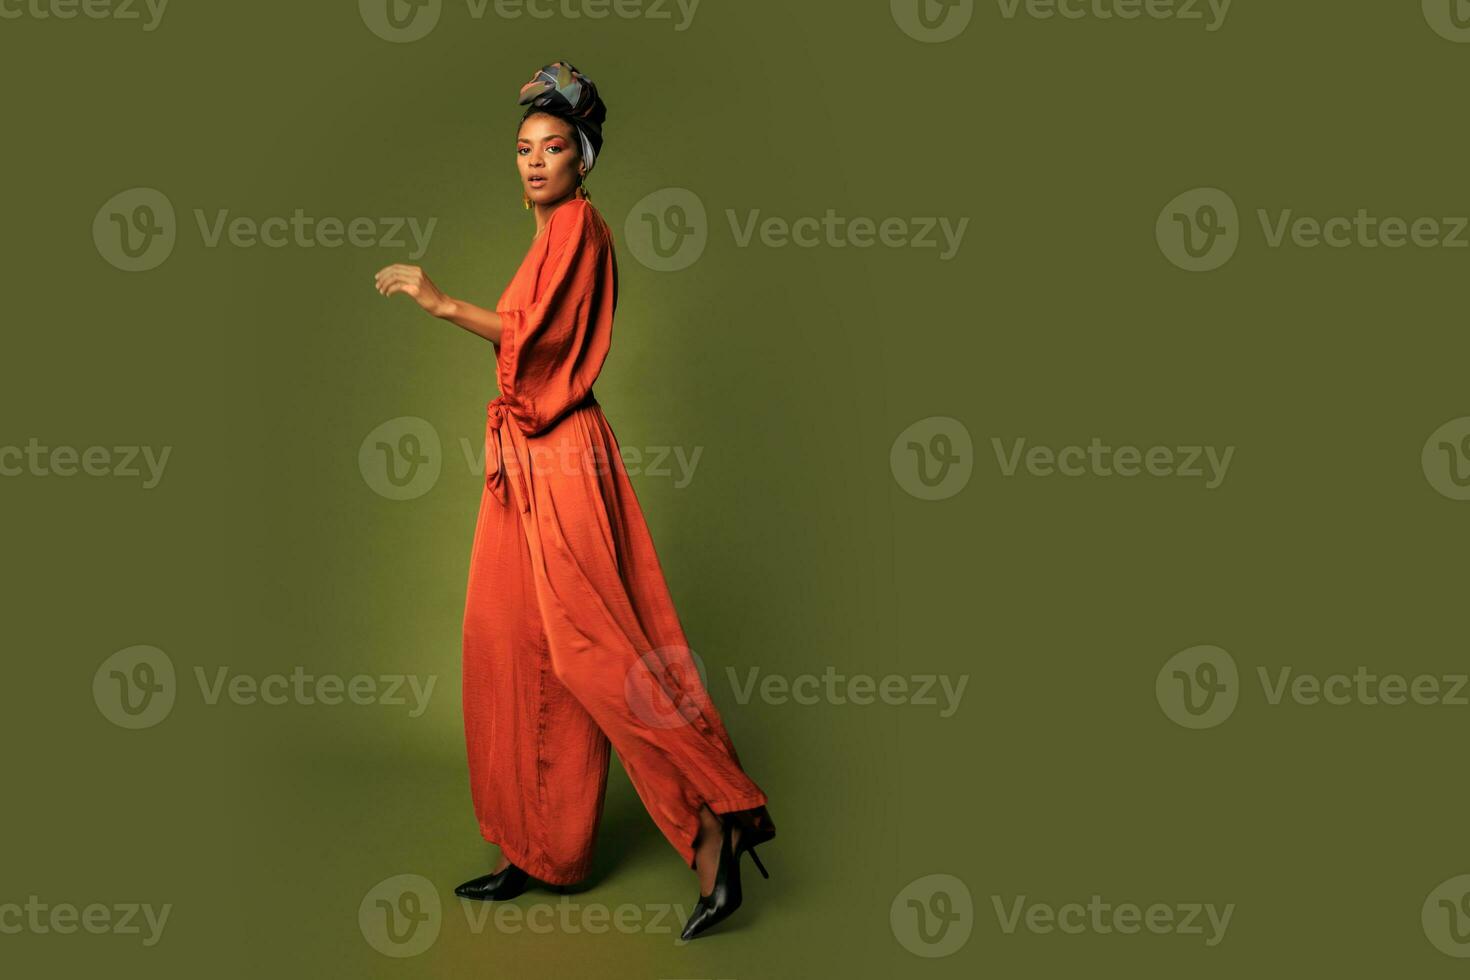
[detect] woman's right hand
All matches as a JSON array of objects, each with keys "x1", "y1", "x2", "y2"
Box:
[{"x1": 374, "y1": 264, "x2": 453, "y2": 318}]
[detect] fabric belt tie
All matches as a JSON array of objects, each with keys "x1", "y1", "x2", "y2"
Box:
[{"x1": 486, "y1": 396, "x2": 530, "y2": 513}]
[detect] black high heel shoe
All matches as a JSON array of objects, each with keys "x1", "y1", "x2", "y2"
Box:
[
  {"x1": 679, "y1": 811, "x2": 774, "y2": 942},
  {"x1": 454, "y1": 861, "x2": 530, "y2": 901}
]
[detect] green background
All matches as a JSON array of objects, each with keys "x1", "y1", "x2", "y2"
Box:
[{"x1": 4, "y1": 0, "x2": 1469, "y2": 976}]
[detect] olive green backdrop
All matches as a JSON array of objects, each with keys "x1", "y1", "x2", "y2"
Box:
[{"x1": 4, "y1": 0, "x2": 1470, "y2": 976}]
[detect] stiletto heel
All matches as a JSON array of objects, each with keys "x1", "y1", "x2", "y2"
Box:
[
  {"x1": 747, "y1": 844, "x2": 769, "y2": 880},
  {"x1": 739, "y1": 809, "x2": 775, "y2": 881},
  {"x1": 679, "y1": 810, "x2": 775, "y2": 941}
]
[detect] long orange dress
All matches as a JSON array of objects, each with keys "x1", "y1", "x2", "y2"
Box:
[{"x1": 461, "y1": 197, "x2": 769, "y2": 885}]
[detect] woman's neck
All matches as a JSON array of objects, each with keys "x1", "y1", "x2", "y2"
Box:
[{"x1": 533, "y1": 196, "x2": 580, "y2": 238}]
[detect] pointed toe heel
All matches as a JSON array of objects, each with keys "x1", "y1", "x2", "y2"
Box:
[
  {"x1": 454, "y1": 862, "x2": 530, "y2": 902},
  {"x1": 680, "y1": 812, "x2": 775, "y2": 942}
]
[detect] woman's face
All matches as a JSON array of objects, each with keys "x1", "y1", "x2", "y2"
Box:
[{"x1": 516, "y1": 113, "x2": 583, "y2": 208}]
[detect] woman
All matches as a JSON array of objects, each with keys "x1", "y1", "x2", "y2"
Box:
[{"x1": 373, "y1": 62, "x2": 775, "y2": 942}]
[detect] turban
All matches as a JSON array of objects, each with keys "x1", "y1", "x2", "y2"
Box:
[{"x1": 517, "y1": 61, "x2": 607, "y2": 175}]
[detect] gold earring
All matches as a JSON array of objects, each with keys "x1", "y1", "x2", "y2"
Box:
[
  {"x1": 523, "y1": 193, "x2": 531, "y2": 210},
  {"x1": 577, "y1": 181, "x2": 590, "y2": 201}
]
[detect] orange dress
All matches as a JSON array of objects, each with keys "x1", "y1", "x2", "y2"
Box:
[{"x1": 461, "y1": 198, "x2": 769, "y2": 885}]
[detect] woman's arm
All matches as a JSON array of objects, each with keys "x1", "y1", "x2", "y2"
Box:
[
  {"x1": 373, "y1": 263, "x2": 503, "y2": 344},
  {"x1": 434, "y1": 296, "x2": 504, "y2": 345}
]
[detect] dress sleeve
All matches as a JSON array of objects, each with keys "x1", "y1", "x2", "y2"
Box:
[{"x1": 495, "y1": 200, "x2": 616, "y2": 436}]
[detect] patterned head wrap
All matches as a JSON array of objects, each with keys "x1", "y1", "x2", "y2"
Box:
[{"x1": 517, "y1": 61, "x2": 607, "y2": 176}]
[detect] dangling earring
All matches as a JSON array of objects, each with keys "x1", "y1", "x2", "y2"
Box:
[
  {"x1": 577, "y1": 169, "x2": 590, "y2": 200},
  {"x1": 523, "y1": 193, "x2": 531, "y2": 210}
]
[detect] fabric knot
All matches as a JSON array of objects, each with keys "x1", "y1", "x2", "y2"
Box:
[{"x1": 485, "y1": 396, "x2": 528, "y2": 513}]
